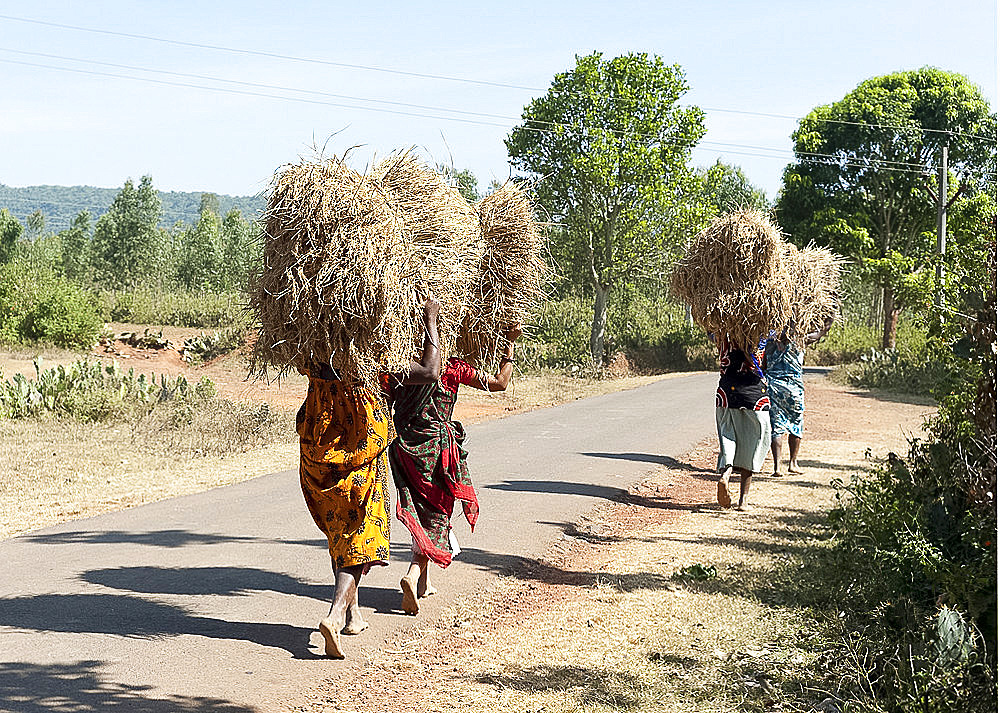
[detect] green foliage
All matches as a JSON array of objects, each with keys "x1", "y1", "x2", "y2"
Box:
[
  {"x1": 839, "y1": 342, "x2": 964, "y2": 395},
  {"x1": 176, "y1": 208, "x2": 223, "y2": 289},
  {"x1": 816, "y1": 220, "x2": 997, "y2": 712},
  {"x1": 694, "y1": 160, "x2": 769, "y2": 213},
  {"x1": 91, "y1": 176, "x2": 164, "y2": 288},
  {"x1": 508, "y1": 52, "x2": 709, "y2": 363},
  {"x1": 0, "y1": 359, "x2": 216, "y2": 421},
  {"x1": 0, "y1": 208, "x2": 23, "y2": 263},
  {"x1": 672, "y1": 563, "x2": 717, "y2": 581},
  {"x1": 59, "y1": 210, "x2": 92, "y2": 281},
  {"x1": 180, "y1": 328, "x2": 245, "y2": 364},
  {"x1": 519, "y1": 295, "x2": 714, "y2": 372},
  {"x1": 776, "y1": 67, "x2": 997, "y2": 348},
  {"x1": 99, "y1": 288, "x2": 249, "y2": 328},
  {"x1": 0, "y1": 261, "x2": 103, "y2": 349}
]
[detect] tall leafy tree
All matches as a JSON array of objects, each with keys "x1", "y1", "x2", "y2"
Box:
[
  {"x1": 59, "y1": 210, "x2": 92, "y2": 281},
  {"x1": 0, "y1": 209, "x2": 23, "y2": 264},
  {"x1": 220, "y1": 208, "x2": 260, "y2": 291},
  {"x1": 507, "y1": 52, "x2": 706, "y2": 363},
  {"x1": 91, "y1": 175, "x2": 163, "y2": 288},
  {"x1": 696, "y1": 160, "x2": 769, "y2": 214},
  {"x1": 776, "y1": 68, "x2": 996, "y2": 348},
  {"x1": 176, "y1": 208, "x2": 223, "y2": 289}
]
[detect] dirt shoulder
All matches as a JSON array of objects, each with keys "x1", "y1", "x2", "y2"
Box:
[{"x1": 306, "y1": 376, "x2": 933, "y2": 713}]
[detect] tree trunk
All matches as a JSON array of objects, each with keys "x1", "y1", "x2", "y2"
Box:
[
  {"x1": 590, "y1": 283, "x2": 609, "y2": 365},
  {"x1": 881, "y1": 285, "x2": 899, "y2": 349}
]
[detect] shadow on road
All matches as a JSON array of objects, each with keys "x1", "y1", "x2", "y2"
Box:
[
  {"x1": 484, "y1": 480, "x2": 628, "y2": 500},
  {"x1": 579, "y1": 452, "x2": 708, "y2": 472},
  {"x1": 21, "y1": 529, "x2": 326, "y2": 549},
  {"x1": 0, "y1": 593, "x2": 320, "y2": 659},
  {"x1": 82, "y1": 566, "x2": 332, "y2": 601},
  {"x1": 0, "y1": 660, "x2": 254, "y2": 713},
  {"x1": 458, "y1": 547, "x2": 671, "y2": 592}
]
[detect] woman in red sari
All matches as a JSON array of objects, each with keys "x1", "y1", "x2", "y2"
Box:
[{"x1": 388, "y1": 325, "x2": 522, "y2": 615}]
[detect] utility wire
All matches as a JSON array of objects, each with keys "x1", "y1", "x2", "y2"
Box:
[
  {"x1": 2, "y1": 12, "x2": 994, "y2": 143},
  {"x1": 3, "y1": 56, "x2": 993, "y2": 179}
]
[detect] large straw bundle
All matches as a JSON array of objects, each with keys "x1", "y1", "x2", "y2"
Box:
[
  {"x1": 249, "y1": 155, "x2": 418, "y2": 390},
  {"x1": 784, "y1": 244, "x2": 844, "y2": 346},
  {"x1": 458, "y1": 182, "x2": 547, "y2": 370},
  {"x1": 373, "y1": 152, "x2": 482, "y2": 362},
  {"x1": 670, "y1": 209, "x2": 794, "y2": 352}
]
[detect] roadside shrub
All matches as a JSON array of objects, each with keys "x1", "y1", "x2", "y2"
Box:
[
  {"x1": 0, "y1": 359, "x2": 215, "y2": 421},
  {"x1": 811, "y1": 317, "x2": 929, "y2": 365},
  {"x1": 837, "y1": 341, "x2": 963, "y2": 395},
  {"x1": 98, "y1": 288, "x2": 249, "y2": 328},
  {"x1": 0, "y1": 261, "x2": 103, "y2": 349},
  {"x1": 180, "y1": 328, "x2": 246, "y2": 364},
  {"x1": 521, "y1": 294, "x2": 713, "y2": 372}
]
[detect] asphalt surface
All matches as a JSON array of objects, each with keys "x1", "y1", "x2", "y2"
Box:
[{"x1": 0, "y1": 371, "x2": 718, "y2": 712}]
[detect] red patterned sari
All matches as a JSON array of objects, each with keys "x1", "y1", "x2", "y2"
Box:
[{"x1": 388, "y1": 358, "x2": 481, "y2": 567}]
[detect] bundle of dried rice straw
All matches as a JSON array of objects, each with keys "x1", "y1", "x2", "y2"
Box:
[
  {"x1": 458, "y1": 182, "x2": 548, "y2": 371},
  {"x1": 249, "y1": 150, "x2": 483, "y2": 391},
  {"x1": 783, "y1": 244, "x2": 845, "y2": 346},
  {"x1": 670, "y1": 209, "x2": 794, "y2": 352},
  {"x1": 372, "y1": 151, "x2": 483, "y2": 363}
]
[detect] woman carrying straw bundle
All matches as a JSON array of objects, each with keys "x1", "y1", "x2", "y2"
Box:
[
  {"x1": 389, "y1": 324, "x2": 523, "y2": 615},
  {"x1": 299, "y1": 294, "x2": 441, "y2": 659},
  {"x1": 713, "y1": 332, "x2": 772, "y2": 511},
  {"x1": 764, "y1": 316, "x2": 833, "y2": 476}
]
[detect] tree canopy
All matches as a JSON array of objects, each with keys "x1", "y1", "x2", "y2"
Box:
[
  {"x1": 507, "y1": 52, "x2": 706, "y2": 363},
  {"x1": 776, "y1": 67, "x2": 996, "y2": 347}
]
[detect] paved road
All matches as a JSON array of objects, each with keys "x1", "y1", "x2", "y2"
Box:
[{"x1": 0, "y1": 372, "x2": 717, "y2": 712}]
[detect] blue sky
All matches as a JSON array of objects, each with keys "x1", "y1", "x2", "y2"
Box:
[{"x1": 1, "y1": 1, "x2": 995, "y2": 201}]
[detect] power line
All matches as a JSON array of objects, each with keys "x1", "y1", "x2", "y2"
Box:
[
  {"x1": 2, "y1": 12, "x2": 994, "y2": 143},
  {"x1": 5, "y1": 56, "x2": 993, "y2": 180},
  {"x1": 0, "y1": 13, "x2": 540, "y2": 91}
]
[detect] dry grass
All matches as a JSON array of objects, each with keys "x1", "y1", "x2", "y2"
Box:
[
  {"x1": 458, "y1": 182, "x2": 548, "y2": 372},
  {"x1": 250, "y1": 150, "x2": 545, "y2": 390},
  {"x1": 784, "y1": 244, "x2": 845, "y2": 346},
  {"x1": 671, "y1": 210, "x2": 793, "y2": 353},
  {"x1": 0, "y1": 402, "x2": 297, "y2": 539}
]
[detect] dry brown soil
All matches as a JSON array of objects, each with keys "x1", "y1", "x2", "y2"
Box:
[{"x1": 303, "y1": 376, "x2": 933, "y2": 713}]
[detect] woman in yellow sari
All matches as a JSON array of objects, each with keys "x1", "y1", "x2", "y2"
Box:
[{"x1": 298, "y1": 295, "x2": 440, "y2": 658}]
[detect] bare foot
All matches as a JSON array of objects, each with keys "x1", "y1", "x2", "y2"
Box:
[
  {"x1": 400, "y1": 575, "x2": 419, "y2": 615},
  {"x1": 342, "y1": 607, "x2": 368, "y2": 635},
  {"x1": 788, "y1": 462, "x2": 804, "y2": 475},
  {"x1": 771, "y1": 470, "x2": 782, "y2": 478},
  {"x1": 736, "y1": 501, "x2": 753, "y2": 512},
  {"x1": 318, "y1": 617, "x2": 345, "y2": 658},
  {"x1": 717, "y1": 468, "x2": 732, "y2": 508},
  {"x1": 417, "y1": 568, "x2": 437, "y2": 598}
]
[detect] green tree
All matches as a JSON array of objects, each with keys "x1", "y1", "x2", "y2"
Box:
[
  {"x1": 59, "y1": 210, "x2": 92, "y2": 281},
  {"x1": 25, "y1": 210, "x2": 45, "y2": 241},
  {"x1": 220, "y1": 208, "x2": 259, "y2": 291},
  {"x1": 91, "y1": 175, "x2": 163, "y2": 288},
  {"x1": 507, "y1": 52, "x2": 706, "y2": 363},
  {"x1": 695, "y1": 160, "x2": 769, "y2": 214},
  {"x1": 0, "y1": 209, "x2": 24, "y2": 264},
  {"x1": 176, "y1": 208, "x2": 223, "y2": 289},
  {"x1": 776, "y1": 68, "x2": 996, "y2": 348}
]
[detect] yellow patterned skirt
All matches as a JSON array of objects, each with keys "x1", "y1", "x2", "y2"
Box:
[{"x1": 297, "y1": 376, "x2": 393, "y2": 569}]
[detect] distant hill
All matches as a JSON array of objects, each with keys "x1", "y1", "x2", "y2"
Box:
[{"x1": 0, "y1": 184, "x2": 266, "y2": 233}]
